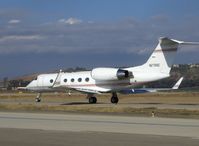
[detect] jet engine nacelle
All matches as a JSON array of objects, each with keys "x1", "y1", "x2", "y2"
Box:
[{"x1": 91, "y1": 68, "x2": 132, "y2": 81}]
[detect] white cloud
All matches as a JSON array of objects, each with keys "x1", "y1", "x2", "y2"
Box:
[
  {"x1": 0, "y1": 35, "x2": 44, "y2": 42},
  {"x1": 8, "y1": 19, "x2": 21, "y2": 24},
  {"x1": 58, "y1": 17, "x2": 82, "y2": 25},
  {"x1": 58, "y1": 19, "x2": 66, "y2": 23},
  {"x1": 0, "y1": 17, "x2": 198, "y2": 56}
]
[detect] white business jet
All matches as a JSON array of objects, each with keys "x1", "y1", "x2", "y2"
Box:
[{"x1": 19, "y1": 37, "x2": 198, "y2": 103}]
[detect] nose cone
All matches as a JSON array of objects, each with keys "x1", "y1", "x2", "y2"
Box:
[{"x1": 22, "y1": 80, "x2": 38, "y2": 91}]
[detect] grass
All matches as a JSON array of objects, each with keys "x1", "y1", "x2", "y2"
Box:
[
  {"x1": 0, "y1": 103, "x2": 199, "y2": 119},
  {"x1": 0, "y1": 91, "x2": 199, "y2": 118}
]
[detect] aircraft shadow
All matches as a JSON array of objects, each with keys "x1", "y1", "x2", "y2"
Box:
[
  {"x1": 60, "y1": 102, "x2": 107, "y2": 105},
  {"x1": 124, "y1": 102, "x2": 189, "y2": 105}
]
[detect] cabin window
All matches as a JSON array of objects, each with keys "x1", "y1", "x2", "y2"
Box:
[
  {"x1": 71, "y1": 78, "x2": 74, "y2": 82},
  {"x1": 50, "y1": 79, "x2": 53, "y2": 83},
  {"x1": 78, "y1": 78, "x2": 82, "y2": 82},
  {"x1": 85, "y1": 77, "x2": 89, "y2": 82},
  {"x1": 64, "y1": 79, "x2": 67, "y2": 82}
]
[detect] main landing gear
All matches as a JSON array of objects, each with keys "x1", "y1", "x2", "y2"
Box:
[
  {"x1": 89, "y1": 96, "x2": 97, "y2": 104},
  {"x1": 87, "y1": 92, "x2": 119, "y2": 104},
  {"x1": 111, "y1": 92, "x2": 119, "y2": 104},
  {"x1": 35, "y1": 93, "x2": 41, "y2": 102},
  {"x1": 87, "y1": 94, "x2": 97, "y2": 104}
]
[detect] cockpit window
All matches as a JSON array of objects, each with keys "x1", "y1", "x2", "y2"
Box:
[
  {"x1": 50, "y1": 79, "x2": 53, "y2": 83},
  {"x1": 34, "y1": 77, "x2": 38, "y2": 80}
]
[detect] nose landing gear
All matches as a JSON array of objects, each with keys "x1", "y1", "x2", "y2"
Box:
[{"x1": 35, "y1": 93, "x2": 41, "y2": 102}]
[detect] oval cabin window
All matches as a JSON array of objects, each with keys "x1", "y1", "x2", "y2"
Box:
[
  {"x1": 78, "y1": 78, "x2": 82, "y2": 82},
  {"x1": 85, "y1": 78, "x2": 89, "y2": 82}
]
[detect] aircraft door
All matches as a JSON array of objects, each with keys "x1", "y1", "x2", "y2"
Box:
[{"x1": 37, "y1": 76, "x2": 44, "y2": 87}]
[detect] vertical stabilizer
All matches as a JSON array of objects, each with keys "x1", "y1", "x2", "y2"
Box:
[{"x1": 143, "y1": 37, "x2": 199, "y2": 75}]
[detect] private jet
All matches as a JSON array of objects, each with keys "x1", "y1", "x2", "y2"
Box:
[{"x1": 19, "y1": 37, "x2": 198, "y2": 104}]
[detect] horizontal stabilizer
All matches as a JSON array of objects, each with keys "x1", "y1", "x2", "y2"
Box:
[
  {"x1": 170, "y1": 40, "x2": 199, "y2": 46},
  {"x1": 161, "y1": 37, "x2": 199, "y2": 45}
]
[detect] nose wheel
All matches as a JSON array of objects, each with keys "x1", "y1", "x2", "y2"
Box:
[
  {"x1": 35, "y1": 93, "x2": 41, "y2": 102},
  {"x1": 35, "y1": 98, "x2": 41, "y2": 102},
  {"x1": 111, "y1": 92, "x2": 119, "y2": 104}
]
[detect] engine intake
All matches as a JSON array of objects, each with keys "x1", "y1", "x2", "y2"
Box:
[
  {"x1": 91, "y1": 68, "x2": 133, "y2": 81},
  {"x1": 117, "y1": 69, "x2": 130, "y2": 79}
]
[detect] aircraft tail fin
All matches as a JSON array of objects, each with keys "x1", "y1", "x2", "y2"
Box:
[
  {"x1": 172, "y1": 77, "x2": 184, "y2": 90},
  {"x1": 143, "y1": 37, "x2": 199, "y2": 75}
]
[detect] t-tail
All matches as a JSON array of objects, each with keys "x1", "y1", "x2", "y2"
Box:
[{"x1": 142, "y1": 37, "x2": 199, "y2": 75}]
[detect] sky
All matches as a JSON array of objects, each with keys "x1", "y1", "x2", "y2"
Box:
[{"x1": 0, "y1": 0, "x2": 199, "y2": 78}]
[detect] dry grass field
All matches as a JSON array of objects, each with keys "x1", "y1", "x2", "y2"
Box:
[{"x1": 0, "y1": 91, "x2": 199, "y2": 118}]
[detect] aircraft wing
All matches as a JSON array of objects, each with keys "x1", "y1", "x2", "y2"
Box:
[
  {"x1": 17, "y1": 87, "x2": 28, "y2": 90},
  {"x1": 74, "y1": 88, "x2": 102, "y2": 94},
  {"x1": 119, "y1": 88, "x2": 157, "y2": 94},
  {"x1": 120, "y1": 77, "x2": 183, "y2": 94}
]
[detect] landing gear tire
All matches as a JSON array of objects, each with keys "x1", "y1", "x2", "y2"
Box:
[
  {"x1": 111, "y1": 96, "x2": 119, "y2": 104},
  {"x1": 35, "y1": 98, "x2": 41, "y2": 102},
  {"x1": 35, "y1": 93, "x2": 41, "y2": 103},
  {"x1": 89, "y1": 97, "x2": 97, "y2": 104}
]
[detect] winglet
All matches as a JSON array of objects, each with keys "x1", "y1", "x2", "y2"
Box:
[{"x1": 172, "y1": 77, "x2": 184, "y2": 89}]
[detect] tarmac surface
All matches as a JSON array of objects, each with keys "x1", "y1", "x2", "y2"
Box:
[
  {"x1": 0, "y1": 112, "x2": 199, "y2": 146},
  {"x1": 1, "y1": 128, "x2": 199, "y2": 146}
]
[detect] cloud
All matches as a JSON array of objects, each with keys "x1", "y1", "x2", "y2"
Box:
[
  {"x1": 0, "y1": 35, "x2": 44, "y2": 42},
  {"x1": 8, "y1": 19, "x2": 21, "y2": 24},
  {"x1": 58, "y1": 17, "x2": 82, "y2": 25},
  {"x1": 0, "y1": 16, "x2": 199, "y2": 55}
]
